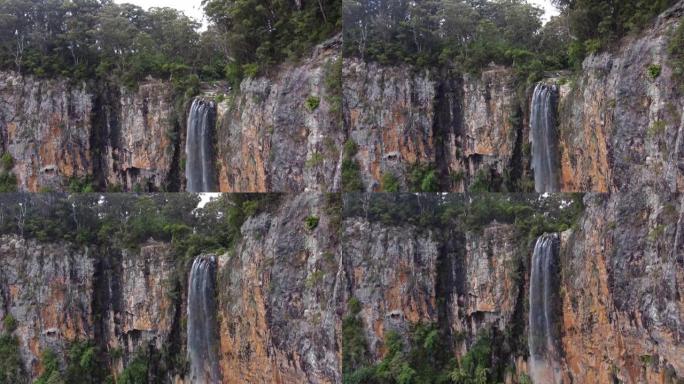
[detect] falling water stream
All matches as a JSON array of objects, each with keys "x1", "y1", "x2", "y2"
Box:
[
  {"x1": 530, "y1": 83, "x2": 560, "y2": 193},
  {"x1": 528, "y1": 233, "x2": 562, "y2": 383},
  {"x1": 187, "y1": 255, "x2": 221, "y2": 383},
  {"x1": 185, "y1": 98, "x2": 217, "y2": 192}
]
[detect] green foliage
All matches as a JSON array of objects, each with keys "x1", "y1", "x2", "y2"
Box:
[
  {"x1": 2, "y1": 315, "x2": 16, "y2": 333},
  {"x1": 342, "y1": 140, "x2": 364, "y2": 192},
  {"x1": 408, "y1": 164, "x2": 440, "y2": 192},
  {"x1": 0, "y1": 153, "x2": 13, "y2": 170},
  {"x1": 242, "y1": 63, "x2": 260, "y2": 78},
  {"x1": 518, "y1": 373, "x2": 533, "y2": 384},
  {"x1": 450, "y1": 332, "x2": 492, "y2": 384},
  {"x1": 117, "y1": 351, "x2": 149, "y2": 384},
  {"x1": 344, "y1": 140, "x2": 359, "y2": 159},
  {"x1": 305, "y1": 96, "x2": 321, "y2": 111},
  {"x1": 203, "y1": 0, "x2": 341, "y2": 79},
  {"x1": 344, "y1": 0, "x2": 568, "y2": 73},
  {"x1": 0, "y1": 315, "x2": 25, "y2": 384},
  {"x1": 342, "y1": 298, "x2": 370, "y2": 380},
  {"x1": 647, "y1": 64, "x2": 662, "y2": 79},
  {"x1": 306, "y1": 152, "x2": 325, "y2": 168},
  {"x1": 345, "y1": 321, "x2": 456, "y2": 384},
  {"x1": 305, "y1": 270, "x2": 325, "y2": 288},
  {"x1": 0, "y1": 1, "x2": 227, "y2": 86},
  {"x1": 470, "y1": 169, "x2": 502, "y2": 193},
  {"x1": 344, "y1": 194, "x2": 586, "y2": 246},
  {"x1": 62, "y1": 341, "x2": 106, "y2": 383},
  {"x1": 0, "y1": 153, "x2": 17, "y2": 193},
  {"x1": 381, "y1": 172, "x2": 400, "y2": 192},
  {"x1": 225, "y1": 62, "x2": 243, "y2": 88},
  {"x1": 0, "y1": 0, "x2": 339, "y2": 87},
  {"x1": 67, "y1": 176, "x2": 95, "y2": 193},
  {"x1": 558, "y1": 0, "x2": 677, "y2": 64},
  {"x1": 304, "y1": 216, "x2": 320, "y2": 231},
  {"x1": 0, "y1": 172, "x2": 17, "y2": 193},
  {"x1": 35, "y1": 349, "x2": 62, "y2": 384},
  {"x1": 324, "y1": 57, "x2": 343, "y2": 115},
  {"x1": 648, "y1": 120, "x2": 667, "y2": 138},
  {"x1": 669, "y1": 20, "x2": 684, "y2": 91},
  {"x1": 0, "y1": 193, "x2": 281, "y2": 262}
]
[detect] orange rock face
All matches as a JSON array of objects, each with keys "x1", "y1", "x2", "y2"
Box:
[
  {"x1": 215, "y1": 37, "x2": 343, "y2": 193},
  {"x1": 559, "y1": 194, "x2": 684, "y2": 383}
]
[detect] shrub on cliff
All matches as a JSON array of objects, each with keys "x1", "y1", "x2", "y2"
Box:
[
  {"x1": 0, "y1": 315, "x2": 25, "y2": 384},
  {"x1": 669, "y1": 20, "x2": 684, "y2": 91},
  {"x1": 0, "y1": 173, "x2": 17, "y2": 193},
  {"x1": 342, "y1": 140, "x2": 364, "y2": 192},
  {"x1": 408, "y1": 164, "x2": 441, "y2": 192},
  {"x1": 0, "y1": 153, "x2": 17, "y2": 193}
]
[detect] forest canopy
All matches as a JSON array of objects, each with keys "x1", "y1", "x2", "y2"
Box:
[
  {"x1": 0, "y1": 0, "x2": 340, "y2": 86},
  {"x1": 343, "y1": 0, "x2": 678, "y2": 74}
]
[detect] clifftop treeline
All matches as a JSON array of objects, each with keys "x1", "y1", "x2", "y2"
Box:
[
  {"x1": 0, "y1": 0, "x2": 340, "y2": 87},
  {"x1": 343, "y1": 0, "x2": 681, "y2": 82}
]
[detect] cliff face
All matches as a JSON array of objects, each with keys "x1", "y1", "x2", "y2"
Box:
[
  {"x1": 341, "y1": 210, "x2": 528, "y2": 380},
  {"x1": 343, "y1": 2, "x2": 684, "y2": 193},
  {"x1": 215, "y1": 37, "x2": 343, "y2": 193},
  {"x1": 0, "y1": 237, "x2": 178, "y2": 379},
  {"x1": 0, "y1": 73, "x2": 93, "y2": 191},
  {"x1": 0, "y1": 236, "x2": 94, "y2": 377},
  {"x1": 341, "y1": 218, "x2": 522, "y2": 359},
  {"x1": 0, "y1": 37, "x2": 341, "y2": 193},
  {"x1": 343, "y1": 61, "x2": 520, "y2": 192},
  {"x1": 103, "y1": 81, "x2": 177, "y2": 191},
  {"x1": 0, "y1": 194, "x2": 342, "y2": 383},
  {"x1": 217, "y1": 193, "x2": 341, "y2": 383},
  {"x1": 341, "y1": 192, "x2": 684, "y2": 383},
  {"x1": 0, "y1": 4, "x2": 683, "y2": 194},
  {"x1": 0, "y1": 75, "x2": 177, "y2": 192},
  {"x1": 0, "y1": 192, "x2": 681, "y2": 383},
  {"x1": 560, "y1": 192, "x2": 684, "y2": 383},
  {"x1": 558, "y1": 3, "x2": 684, "y2": 192}
]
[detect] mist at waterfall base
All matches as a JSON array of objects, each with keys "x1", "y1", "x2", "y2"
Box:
[
  {"x1": 186, "y1": 99, "x2": 217, "y2": 192},
  {"x1": 187, "y1": 255, "x2": 221, "y2": 383},
  {"x1": 528, "y1": 233, "x2": 562, "y2": 384},
  {"x1": 530, "y1": 83, "x2": 561, "y2": 193}
]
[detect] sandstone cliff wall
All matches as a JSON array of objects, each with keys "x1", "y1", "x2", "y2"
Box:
[
  {"x1": 0, "y1": 194, "x2": 342, "y2": 383},
  {"x1": 558, "y1": 2, "x2": 684, "y2": 192},
  {"x1": 215, "y1": 37, "x2": 343, "y2": 192}
]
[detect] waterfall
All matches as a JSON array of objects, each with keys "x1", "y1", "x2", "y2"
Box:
[
  {"x1": 185, "y1": 98, "x2": 217, "y2": 192},
  {"x1": 530, "y1": 83, "x2": 560, "y2": 193},
  {"x1": 187, "y1": 255, "x2": 221, "y2": 383},
  {"x1": 528, "y1": 233, "x2": 562, "y2": 384}
]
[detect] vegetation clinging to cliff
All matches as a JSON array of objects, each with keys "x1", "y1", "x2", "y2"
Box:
[
  {"x1": 343, "y1": 193, "x2": 585, "y2": 240},
  {"x1": 669, "y1": 18, "x2": 684, "y2": 91},
  {"x1": 0, "y1": 153, "x2": 17, "y2": 193},
  {"x1": 0, "y1": 193, "x2": 281, "y2": 260},
  {"x1": 342, "y1": 297, "x2": 520, "y2": 384},
  {"x1": 0, "y1": 315, "x2": 25, "y2": 384}
]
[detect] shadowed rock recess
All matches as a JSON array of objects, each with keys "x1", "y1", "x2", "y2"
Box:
[{"x1": 0, "y1": 192, "x2": 681, "y2": 383}]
